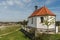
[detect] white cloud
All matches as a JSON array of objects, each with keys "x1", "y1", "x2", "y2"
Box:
[
  {"x1": 14, "y1": 0, "x2": 24, "y2": 6},
  {"x1": 4, "y1": 6, "x2": 8, "y2": 8},
  {"x1": 0, "y1": 3, "x2": 2, "y2": 5},
  {"x1": 22, "y1": 0, "x2": 31, "y2": 3},
  {"x1": 0, "y1": 0, "x2": 24, "y2": 7},
  {"x1": 6, "y1": 0, "x2": 14, "y2": 5},
  {"x1": 49, "y1": 7, "x2": 60, "y2": 10},
  {"x1": 1, "y1": 1, "x2": 6, "y2": 5},
  {"x1": 45, "y1": 0, "x2": 56, "y2": 5},
  {"x1": 2, "y1": 1, "x2": 6, "y2": 5},
  {"x1": 0, "y1": 7, "x2": 28, "y2": 22},
  {"x1": 0, "y1": 0, "x2": 31, "y2": 8}
]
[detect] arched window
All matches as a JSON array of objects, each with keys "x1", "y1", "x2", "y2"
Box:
[{"x1": 41, "y1": 17, "x2": 44, "y2": 23}]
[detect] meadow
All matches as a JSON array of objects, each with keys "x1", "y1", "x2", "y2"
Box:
[
  {"x1": 0, "y1": 24, "x2": 30, "y2": 40},
  {"x1": 36, "y1": 33, "x2": 60, "y2": 40}
]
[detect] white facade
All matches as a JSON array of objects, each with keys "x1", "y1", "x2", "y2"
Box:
[
  {"x1": 27, "y1": 6, "x2": 58, "y2": 33},
  {"x1": 27, "y1": 16, "x2": 56, "y2": 29},
  {"x1": 27, "y1": 17, "x2": 37, "y2": 28},
  {"x1": 37, "y1": 16, "x2": 55, "y2": 29}
]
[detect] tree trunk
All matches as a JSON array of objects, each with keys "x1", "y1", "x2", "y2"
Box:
[{"x1": 47, "y1": 26, "x2": 49, "y2": 34}]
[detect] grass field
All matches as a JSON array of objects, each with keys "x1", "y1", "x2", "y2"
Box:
[
  {"x1": 36, "y1": 33, "x2": 60, "y2": 40},
  {"x1": 0, "y1": 31, "x2": 30, "y2": 40},
  {"x1": 0, "y1": 25, "x2": 20, "y2": 35},
  {"x1": 0, "y1": 25, "x2": 30, "y2": 40},
  {"x1": 1, "y1": 25, "x2": 60, "y2": 40}
]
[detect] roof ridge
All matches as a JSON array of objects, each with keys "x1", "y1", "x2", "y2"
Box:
[
  {"x1": 44, "y1": 6, "x2": 48, "y2": 15},
  {"x1": 29, "y1": 6, "x2": 56, "y2": 18}
]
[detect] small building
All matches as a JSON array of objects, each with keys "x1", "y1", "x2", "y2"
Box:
[{"x1": 27, "y1": 6, "x2": 58, "y2": 33}]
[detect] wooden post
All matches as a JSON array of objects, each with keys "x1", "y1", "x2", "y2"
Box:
[{"x1": 56, "y1": 26, "x2": 58, "y2": 33}]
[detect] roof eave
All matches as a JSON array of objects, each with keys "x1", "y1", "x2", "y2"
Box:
[{"x1": 28, "y1": 15, "x2": 56, "y2": 18}]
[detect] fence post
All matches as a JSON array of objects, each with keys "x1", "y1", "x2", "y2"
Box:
[{"x1": 56, "y1": 26, "x2": 58, "y2": 33}]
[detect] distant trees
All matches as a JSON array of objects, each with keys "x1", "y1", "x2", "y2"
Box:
[
  {"x1": 18, "y1": 20, "x2": 28, "y2": 25},
  {"x1": 56, "y1": 21, "x2": 60, "y2": 26},
  {"x1": 22, "y1": 20, "x2": 28, "y2": 27},
  {"x1": 18, "y1": 20, "x2": 28, "y2": 30}
]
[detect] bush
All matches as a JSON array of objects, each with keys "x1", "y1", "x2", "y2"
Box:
[
  {"x1": 29, "y1": 28, "x2": 35, "y2": 34},
  {"x1": 35, "y1": 33, "x2": 51, "y2": 40}
]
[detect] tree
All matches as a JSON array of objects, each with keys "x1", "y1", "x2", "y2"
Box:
[
  {"x1": 22, "y1": 20, "x2": 28, "y2": 30},
  {"x1": 43, "y1": 15, "x2": 55, "y2": 34},
  {"x1": 23, "y1": 20, "x2": 28, "y2": 26}
]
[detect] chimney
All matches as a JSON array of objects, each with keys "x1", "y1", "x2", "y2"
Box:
[{"x1": 35, "y1": 6, "x2": 38, "y2": 10}]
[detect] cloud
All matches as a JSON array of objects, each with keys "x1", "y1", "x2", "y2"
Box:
[
  {"x1": 0, "y1": 7, "x2": 23, "y2": 22},
  {"x1": 45, "y1": 0, "x2": 56, "y2": 5},
  {"x1": 0, "y1": 0, "x2": 32, "y2": 9},
  {"x1": 0, "y1": 1, "x2": 6, "y2": 5},
  {"x1": 4, "y1": 6, "x2": 7, "y2": 8},
  {"x1": 22, "y1": 0, "x2": 31, "y2": 3},
  {"x1": 49, "y1": 7, "x2": 60, "y2": 21},
  {"x1": 49, "y1": 7, "x2": 60, "y2": 10},
  {"x1": 14, "y1": 0, "x2": 24, "y2": 7},
  {"x1": 6, "y1": 0, "x2": 14, "y2": 5},
  {"x1": 0, "y1": 0, "x2": 24, "y2": 7},
  {"x1": 6, "y1": 0, "x2": 24, "y2": 6}
]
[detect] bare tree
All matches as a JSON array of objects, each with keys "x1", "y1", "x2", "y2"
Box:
[{"x1": 43, "y1": 15, "x2": 55, "y2": 34}]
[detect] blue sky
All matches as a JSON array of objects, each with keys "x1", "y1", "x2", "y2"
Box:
[{"x1": 0, "y1": 0, "x2": 60, "y2": 22}]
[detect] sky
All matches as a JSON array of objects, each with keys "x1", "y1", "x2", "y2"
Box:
[{"x1": 0, "y1": 0, "x2": 60, "y2": 22}]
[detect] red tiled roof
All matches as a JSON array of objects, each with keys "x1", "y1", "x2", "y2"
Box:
[{"x1": 29, "y1": 6, "x2": 56, "y2": 18}]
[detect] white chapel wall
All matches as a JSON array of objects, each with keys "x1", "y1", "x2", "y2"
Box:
[
  {"x1": 27, "y1": 17, "x2": 37, "y2": 28},
  {"x1": 36, "y1": 16, "x2": 56, "y2": 29}
]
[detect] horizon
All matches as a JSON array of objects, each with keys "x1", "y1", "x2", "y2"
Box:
[{"x1": 0, "y1": 0, "x2": 60, "y2": 22}]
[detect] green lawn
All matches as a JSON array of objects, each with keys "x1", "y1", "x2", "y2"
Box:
[
  {"x1": 0, "y1": 25, "x2": 30, "y2": 40},
  {"x1": 0, "y1": 31, "x2": 30, "y2": 40},
  {"x1": 0, "y1": 27, "x2": 19, "y2": 35},
  {"x1": 36, "y1": 33, "x2": 60, "y2": 40}
]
